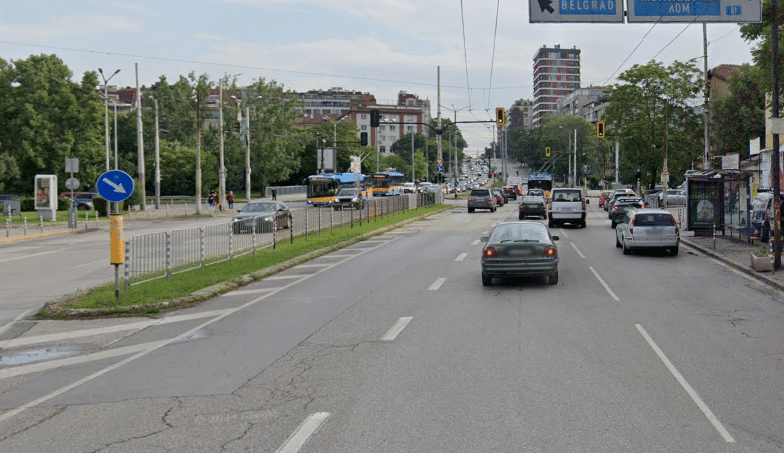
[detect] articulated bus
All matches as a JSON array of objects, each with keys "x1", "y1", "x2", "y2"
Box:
[
  {"x1": 370, "y1": 171, "x2": 406, "y2": 197},
  {"x1": 306, "y1": 172, "x2": 367, "y2": 206}
]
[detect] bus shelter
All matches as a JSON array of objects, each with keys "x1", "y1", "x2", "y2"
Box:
[{"x1": 685, "y1": 170, "x2": 752, "y2": 240}]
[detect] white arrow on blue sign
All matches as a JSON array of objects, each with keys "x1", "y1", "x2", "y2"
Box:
[{"x1": 96, "y1": 170, "x2": 135, "y2": 202}]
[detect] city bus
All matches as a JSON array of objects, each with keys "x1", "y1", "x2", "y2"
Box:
[
  {"x1": 370, "y1": 171, "x2": 406, "y2": 197},
  {"x1": 305, "y1": 173, "x2": 367, "y2": 206},
  {"x1": 527, "y1": 172, "x2": 553, "y2": 199}
]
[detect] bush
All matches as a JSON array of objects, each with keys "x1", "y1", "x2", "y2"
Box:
[
  {"x1": 20, "y1": 197, "x2": 34, "y2": 212},
  {"x1": 57, "y1": 197, "x2": 71, "y2": 211}
]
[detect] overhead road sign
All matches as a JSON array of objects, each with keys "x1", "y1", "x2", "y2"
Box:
[
  {"x1": 627, "y1": 0, "x2": 761, "y2": 22},
  {"x1": 97, "y1": 170, "x2": 135, "y2": 203},
  {"x1": 530, "y1": 0, "x2": 624, "y2": 22}
]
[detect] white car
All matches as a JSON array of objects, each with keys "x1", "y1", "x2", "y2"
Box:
[
  {"x1": 615, "y1": 208, "x2": 680, "y2": 256},
  {"x1": 548, "y1": 187, "x2": 589, "y2": 228}
]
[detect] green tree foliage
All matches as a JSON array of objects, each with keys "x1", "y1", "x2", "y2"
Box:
[
  {"x1": 0, "y1": 152, "x2": 20, "y2": 192},
  {"x1": 711, "y1": 64, "x2": 766, "y2": 156},
  {"x1": 603, "y1": 60, "x2": 703, "y2": 189},
  {"x1": 0, "y1": 54, "x2": 103, "y2": 194},
  {"x1": 740, "y1": 1, "x2": 784, "y2": 96}
]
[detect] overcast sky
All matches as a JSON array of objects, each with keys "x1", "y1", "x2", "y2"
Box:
[{"x1": 0, "y1": 0, "x2": 759, "y2": 154}]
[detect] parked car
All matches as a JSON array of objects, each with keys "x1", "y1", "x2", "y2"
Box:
[
  {"x1": 232, "y1": 201, "x2": 292, "y2": 234},
  {"x1": 467, "y1": 189, "x2": 497, "y2": 213},
  {"x1": 480, "y1": 221, "x2": 560, "y2": 286},
  {"x1": 609, "y1": 197, "x2": 645, "y2": 228},
  {"x1": 615, "y1": 208, "x2": 680, "y2": 256},
  {"x1": 548, "y1": 187, "x2": 589, "y2": 228},
  {"x1": 492, "y1": 189, "x2": 506, "y2": 206},
  {"x1": 519, "y1": 195, "x2": 547, "y2": 220},
  {"x1": 598, "y1": 191, "x2": 611, "y2": 208},
  {"x1": 71, "y1": 193, "x2": 97, "y2": 210},
  {"x1": 659, "y1": 189, "x2": 686, "y2": 206},
  {"x1": 333, "y1": 187, "x2": 363, "y2": 210}
]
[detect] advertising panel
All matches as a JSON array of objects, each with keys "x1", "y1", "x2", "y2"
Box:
[
  {"x1": 34, "y1": 174, "x2": 58, "y2": 213},
  {"x1": 687, "y1": 179, "x2": 720, "y2": 230}
]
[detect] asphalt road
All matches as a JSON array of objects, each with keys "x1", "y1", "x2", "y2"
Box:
[{"x1": 0, "y1": 199, "x2": 782, "y2": 451}]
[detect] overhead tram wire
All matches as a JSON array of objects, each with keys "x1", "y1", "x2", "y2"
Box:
[
  {"x1": 459, "y1": 0, "x2": 473, "y2": 105},
  {"x1": 602, "y1": 20, "x2": 663, "y2": 85},
  {"x1": 486, "y1": 0, "x2": 502, "y2": 111}
]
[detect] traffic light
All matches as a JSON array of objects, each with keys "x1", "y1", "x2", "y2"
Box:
[
  {"x1": 545, "y1": 147, "x2": 551, "y2": 158},
  {"x1": 370, "y1": 109, "x2": 380, "y2": 127},
  {"x1": 596, "y1": 121, "x2": 605, "y2": 139},
  {"x1": 495, "y1": 107, "x2": 506, "y2": 126},
  {"x1": 360, "y1": 132, "x2": 368, "y2": 146}
]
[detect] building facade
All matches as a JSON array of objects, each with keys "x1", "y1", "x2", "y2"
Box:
[
  {"x1": 533, "y1": 44, "x2": 581, "y2": 127},
  {"x1": 294, "y1": 87, "x2": 369, "y2": 116},
  {"x1": 556, "y1": 86, "x2": 608, "y2": 121},
  {"x1": 508, "y1": 99, "x2": 534, "y2": 129}
]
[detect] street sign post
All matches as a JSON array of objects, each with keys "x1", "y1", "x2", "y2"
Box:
[{"x1": 96, "y1": 169, "x2": 135, "y2": 299}]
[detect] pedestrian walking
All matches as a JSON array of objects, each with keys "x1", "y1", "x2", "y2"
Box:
[
  {"x1": 271, "y1": 187, "x2": 277, "y2": 200},
  {"x1": 208, "y1": 191, "x2": 216, "y2": 207},
  {"x1": 227, "y1": 191, "x2": 235, "y2": 209}
]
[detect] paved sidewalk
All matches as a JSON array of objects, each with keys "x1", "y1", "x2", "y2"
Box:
[{"x1": 681, "y1": 232, "x2": 784, "y2": 292}]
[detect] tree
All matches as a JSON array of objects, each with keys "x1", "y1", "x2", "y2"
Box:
[
  {"x1": 0, "y1": 54, "x2": 103, "y2": 194},
  {"x1": 603, "y1": 60, "x2": 703, "y2": 189},
  {"x1": 711, "y1": 64, "x2": 766, "y2": 156},
  {"x1": 740, "y1": 1, "x2": 784, "y2": 97}
]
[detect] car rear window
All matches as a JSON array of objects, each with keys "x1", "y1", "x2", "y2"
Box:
[
  {"x1": 471, "y1": 190, "x2": 490, "y2": 196},
  {"x1": 633, "y1": 213, "x2": 675, "y2": 226},
  {"x1": 551, "y1": 190, "x2": 582, "y2": 202},
  {"x1": 490, "y1": 224, "x2": 549, "y2": 243}
]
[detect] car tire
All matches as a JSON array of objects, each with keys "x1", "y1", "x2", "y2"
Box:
[
  {"x1": 468, "y1": 208, "x2": 474, "y2": 213},
  {"x1": 548, "y1": 220, "x2": 554, "y2": 228},
  {"x1": 519, "y1": 214, "x2": 524, "y2": 220},
  {"x1": 581, "y1": 221, "x2": 587, "y2": 228},
  {"x1": 610, "y1": 221, "x2": 616, "y2": 229},
  {"x1": 548, "y1": 271, "x2": 559, "y2": 285},
  {"x1": 616, "y1": 235, "x2": 622, "y2": 248},
  {"x1": 622, "y1": 239, "x2": 631, "y2": 255},
  {"x1": 670, "y1": 246, "x2": 679, "y2": 256},
  {"x1": 481, "y1": 272, "x2": 492, "y2": 287}
]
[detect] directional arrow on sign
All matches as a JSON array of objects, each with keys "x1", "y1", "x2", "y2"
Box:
[
  {"x1": 102, "y1": 177, "x2": 128, "y2": 193},
  {"x1": 538, "y1": 0, "x2": 554, "y2": 13}
]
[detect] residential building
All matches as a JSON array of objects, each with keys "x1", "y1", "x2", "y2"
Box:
[
  {"x1": 533, "y1": 44, "x2": 581, "y2": 127},
  {"x1": 556, "y1": 86, "x2": 608, "y2": 122},
  {"x1": 294, "y1": 87, "x2": 369, "y2": 116},
  {"x1": 508, "y1": 99, "x2": 534, "y2": 129}
]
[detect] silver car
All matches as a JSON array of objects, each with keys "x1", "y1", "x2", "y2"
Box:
[
  {"x1": 232, "y1": 201, "x2": 292, "y2": 234},
  {"x1": 480, "y1": 221, "x2": 560, "y2": 286},
  {"x1": 615, "y1": 208, "x2": 680, "y2": 256}
]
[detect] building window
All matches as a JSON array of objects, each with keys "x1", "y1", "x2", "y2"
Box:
[
  {"x1": 380, "y1": 125, "x2": 386, "y2": 131},
  {"x1": 361, "y1": 114, "x2": 367, "y2": 119},
  {"x1": 361, "y1": 125, "x2": 367, "y2": 131},
  {"x1": 407, "y1": 126, "x2": 413, "y2": 132},
  {"x1": 389, "y1": 125, "x2": 396, "y2": 131},
  {"x1": 380, "y1": 135, "x2": 386, "y2": 142},
  {"x1": 380, "y1": 146, "x2": 386, "y2": 154}
]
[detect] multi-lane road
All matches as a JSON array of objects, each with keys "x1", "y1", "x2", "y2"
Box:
[{"x1": 0, "y1": 195, "x2": 782, "y2": 451}]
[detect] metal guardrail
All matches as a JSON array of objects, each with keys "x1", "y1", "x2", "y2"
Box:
[
  {"x1": 123, "y1": 193, "x2": 437, "y2": 290},
  {"x1": 265, "y1": 185, "x2": 306, "y2": 198}
]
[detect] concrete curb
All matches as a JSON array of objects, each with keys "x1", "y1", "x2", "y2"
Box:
[{"x1": 681, "y1": 238, "x2": 784, "y2": 292}]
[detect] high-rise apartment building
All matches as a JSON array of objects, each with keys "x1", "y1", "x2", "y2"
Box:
[{"x1": 532, "y1": 44, "x2": 581, "y2": 127}]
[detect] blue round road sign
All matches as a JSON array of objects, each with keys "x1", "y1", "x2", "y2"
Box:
[{"x1": 97, "y1": 170, "x2": 135, "y2": 202}]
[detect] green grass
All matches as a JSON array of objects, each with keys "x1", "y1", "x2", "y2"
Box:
[{"x1": 40, "y1": 204, "x2": 450, "y2": 318}]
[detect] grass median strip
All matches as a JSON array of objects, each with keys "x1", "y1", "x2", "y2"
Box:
[{"x1": 39, "y1": 205, "x2": 449, "y2": 319}]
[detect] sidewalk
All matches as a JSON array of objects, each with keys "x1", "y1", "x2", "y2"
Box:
[{"x1": 681, "y1": 232, "x2": 784, "y2": 292}]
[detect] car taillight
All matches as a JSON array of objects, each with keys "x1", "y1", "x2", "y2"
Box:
[
  {"x1": 581, "y1": 198, "x2": 586, "y2": 209},
  {"x1": 488, "y1": 197, "x2": 494, "y2": 202},
  {"x1": 483, "y1": 247, "x2": 497, "y2": 257},
  {"x1": 544, "y1": 246, "x2": 557, "y2": 257},
  {"x1": 613, "y1": 205, "x2": 619, "y2": 211},
  {"x1": 468, "y1": 197, "x2": 473, "y2": 202}
]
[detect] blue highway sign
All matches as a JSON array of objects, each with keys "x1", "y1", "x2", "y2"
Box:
[{"x1": 97, "y1": 170, "x2": 135, "y2": 202}]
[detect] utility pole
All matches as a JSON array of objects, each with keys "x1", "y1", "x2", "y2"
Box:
[
  {"x1": 152, "y1": 97, "x2": 160, "y2": 209},
  {"x1": 437, "y1": 66, "x2": 442, "y2": 189},
  {"x1": 136, "y1": 63, "x2": 146, "y2": 210},
  {"x1": 218, "y1": 78, "x2": 226, "y2": 211},
  {"x1": 194, "y1": 91, "x2": 202, "y2": 214},
  {"x1": 771, "y1": 0, "x2": 782, "y2": 269},
  {"x1": 246, "y1": 106, "x2": 251, "y2": 203}
]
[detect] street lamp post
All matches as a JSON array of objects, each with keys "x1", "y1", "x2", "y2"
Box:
[
  {"x1": 150, "y1": 96, "x2": 161, "y2": 209},
  {"x1": 98, "y1": 68, "x2": 120, "y2": 171}
]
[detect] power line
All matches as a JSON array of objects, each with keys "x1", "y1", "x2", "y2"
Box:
[
  {"x1": 602, "y1": 21, "x2": 661, "y2": 85},
  {"x1": 459, "y1": 0, "x2": 473, "y2": 105},
  {"x1": 487, "y1": 0, "x2": 502, "y2": 110}
]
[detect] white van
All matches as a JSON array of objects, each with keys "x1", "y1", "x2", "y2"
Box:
[{"x1": 548, "y1": 187, "x2": 589, "y2": 228}]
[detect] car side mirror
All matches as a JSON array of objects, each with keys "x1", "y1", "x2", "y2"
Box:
[
  {"x1": 585, "y1": 199, "x2": 590, "y2": 204},
  {"x1": 480, "y1": 236, "x2": 489, "y2": 242},
  {"x1": 552, "y1": 235, "x2": 559, "y2": 241}
]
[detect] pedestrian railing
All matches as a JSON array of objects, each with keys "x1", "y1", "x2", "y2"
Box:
[{"x1": 123, "y1": 193, "x2": 436, "y2": 290}]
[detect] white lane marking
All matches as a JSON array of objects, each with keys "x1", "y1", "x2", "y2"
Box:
[
  {"x1": 221, "y1": 288, "x2": 279, "y2": 297},
  {"x1": 636, "y1": 324, "x2": 735, "y2": 443},
  {"x1": 275, "y1": 412, "x2": 331, "y2": 453},
  {"x1": 1, "y1": 309, "x2": 231, "y2": 349},
  {"x1": 588, "y1": 266, "x2": 619, "y2": 301},
  {"x1": 0, "y1": 308, "x2": 34, "y2": 343},
  {"x1": 0, "y1": 249, "x2": 65, "y2": 264},
  {"x1": 0, "y1": 238, "x2": 399, "y2": 423},
  {"x1": 71, "y1": 259, "x2": 106, "y2": 269},
  {"x1": 570, "y1": 242, "x2": 585, "y2": 259},
  {"x1": 558, "y1": 229, "x2": 569, "y2": 238},
  {"x1": 294, "y1": 263, "x2": 331, "y2": 268},
  {"x1": 428, "y1": 277, "x2": 446, "y2": 291},
  {"x1": 380, "y1": 317, "x2": 413, "y2": 341},
  {"x1": 455, "y1": 253, "x2": 467, "y2": 261},
  {"x1": 266, "y1": 275, "x2": 312, "y2": 280}
]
